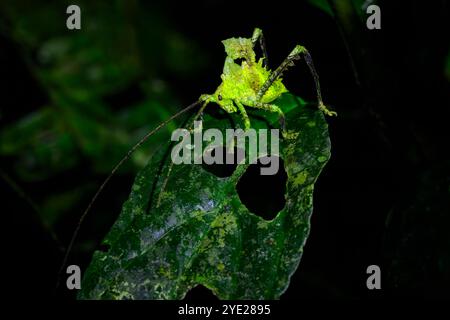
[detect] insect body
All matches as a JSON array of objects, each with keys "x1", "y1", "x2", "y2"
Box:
[{"x1": 199, "y1": 28, "x2": 336, "y2": 132}]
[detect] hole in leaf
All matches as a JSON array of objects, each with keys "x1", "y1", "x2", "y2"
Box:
[
  {"x1": 236, "y1": 156, "x2": 287, "y2": 220},
  {"x1": 184, "y1": 285, "x2": 218, "y2": 301},
  {"x1": 202, "y1": 146, "x2": 244, "y2": 178}
]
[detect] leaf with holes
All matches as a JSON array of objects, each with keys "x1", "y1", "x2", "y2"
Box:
[{"x1": 78, "y1": 93, "x2": 331, "y2": 299}]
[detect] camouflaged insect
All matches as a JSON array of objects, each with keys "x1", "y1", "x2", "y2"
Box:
[{"x1": 200, "y1": 27, "x2": 336, "y2": 132}]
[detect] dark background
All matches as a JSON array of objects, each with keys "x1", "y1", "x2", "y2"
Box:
[{"x1": 1, "y1": 0, "x2": 449, "y2": 300}]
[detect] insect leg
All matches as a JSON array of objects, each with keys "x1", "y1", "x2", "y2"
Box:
[
  {"x1": 251, "y1": 28, "x2": 269, "y2": 67},
  {"x1": 235, "y1": 101, "x2": 251, "y2": 131},
  {"x1": 249, "y1": 101, "x2": 286, "y2": 132},
  {"x1": 256, "y1": 45, "x2": 336, "y2": 116}
]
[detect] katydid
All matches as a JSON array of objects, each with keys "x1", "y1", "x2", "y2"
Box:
[{"x1": 57, "y1": 27, "x2": 336, "y2": 287}]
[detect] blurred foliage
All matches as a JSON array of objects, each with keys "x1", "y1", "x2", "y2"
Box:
[
  {"x1": 307, "y1": 0, "x2": 374, "y2": 19},
  {"x1": 0, "y1": 0, "x2": 209, "y2": 227},
  {"x1": 384, "y1": 165, "x2": 450, "y2": 295}
]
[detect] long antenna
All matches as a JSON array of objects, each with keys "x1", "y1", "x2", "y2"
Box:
[
  {"x1": 56, "y1": 99, "x2": 201, "y2": 289},
  {"x1": 156, "y1": 101, "x2": 209, "y2": 207}
]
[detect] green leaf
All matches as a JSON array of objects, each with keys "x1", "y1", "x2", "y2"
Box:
[
  {"x1": 1, "y1": 0, "x2": 184, "y2": 175},
  {"x1": 78, "y1": 93, "x2": 331, "y2": 299}
]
